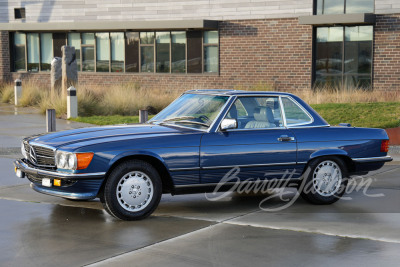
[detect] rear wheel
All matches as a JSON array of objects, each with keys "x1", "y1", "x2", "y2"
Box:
[
  {"x1": 300, "y1": 157, "x2": 348, "y2": 205},
  {"x1": 101, "y1": 160, "x2": 162, "y2": 220}
]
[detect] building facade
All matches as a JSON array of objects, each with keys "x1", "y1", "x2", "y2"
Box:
[{"x1": 0, "y1": 0, "x2": 399, "y2": 91}]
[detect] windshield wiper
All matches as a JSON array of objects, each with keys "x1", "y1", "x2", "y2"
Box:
[
  {"x1": 159, "y1": 116, "x2": 210, "y2": 128},
  {"x1": 160, "y1": 116, "x2": 196, "y2": 123},
  {"x1": 174, "y1": 120, "x2": 210, "y2": 127}
]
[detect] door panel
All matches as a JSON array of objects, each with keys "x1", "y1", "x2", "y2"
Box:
[{"x1": 200, "y1": 129, "x2": 299, "y2": 184}]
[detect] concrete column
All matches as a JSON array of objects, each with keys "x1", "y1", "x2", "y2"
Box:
[
  {"x1": 14, "y1": 79, "x2": 22, "y2": 106},
  {"x1": 61, "y1": 46, "x2": 78, "y2": 97},
  {"x1": 139, "y1": 109, "x2": 148, "y2": 123},
  {"x1": 46, "y1": 109, "x2": 56, "y2": 132},
  {"x1": 67, "y1": 86, "x2": 78, "y2": 119}
]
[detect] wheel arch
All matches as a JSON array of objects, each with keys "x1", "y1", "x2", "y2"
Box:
[
  {"x1": 306, "y1": 149, "x2": 355, "y2": 175},
  {"x1": 98, "y1": 153, "x2": 175, "y2": 197}
]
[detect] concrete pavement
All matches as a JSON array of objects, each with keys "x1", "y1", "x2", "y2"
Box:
[{"x1": 0, "y1": 103, "x2": 400, "y2": 266}]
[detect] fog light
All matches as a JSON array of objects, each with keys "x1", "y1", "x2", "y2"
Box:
[{"x1": 54, "y1": 179, "x2": 61, "y2": 187}]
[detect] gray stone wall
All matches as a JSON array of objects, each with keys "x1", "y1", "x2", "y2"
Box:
[
  {"x1": 1, "y1": 0, "x2": 313, "y2": 23},
  {"x1": 376, "y1": 0, "x2": 400, "y2": 14}
]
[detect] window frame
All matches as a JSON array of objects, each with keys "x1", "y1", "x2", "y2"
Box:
[
  {"x1": 11, "y1": 30, "x2": 219, "y2": 75},
  {"x1": 314, "y1": 0, "x2": 375, "y2": 15},
  {"x1": 312, "y1": 25, "x2": 374, "y2": 89}
]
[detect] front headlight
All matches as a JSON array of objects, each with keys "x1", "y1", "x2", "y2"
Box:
[
  {"x1": 56, "y1": 151, "x2": 77, "y2": 170},
  {"x1": 21, "y1": 142, "x2": 27, "y2": 159},
  {"x1": 55, "y1": 151, "x2": 94, "y2": 170}
]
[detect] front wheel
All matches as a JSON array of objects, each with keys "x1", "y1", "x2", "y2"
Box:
[
  {"x1": 300, "y1": 157, "x2": 348, "y2": 205},
  {"x1": 101, "y1": 160, "x2": 162, "y2": 220}
]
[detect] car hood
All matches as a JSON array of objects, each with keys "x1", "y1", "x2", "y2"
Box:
[{"x1": 26, "y1": 123, "x2": 201, "y2": 149}]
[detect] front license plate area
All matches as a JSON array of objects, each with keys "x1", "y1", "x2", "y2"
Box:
[{"x1": 42, "y1": 178, "x2": 52, "y2": 187}]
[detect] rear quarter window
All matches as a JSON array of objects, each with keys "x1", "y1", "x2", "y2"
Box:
[{"x1": 282, "y1": 97, "x2": 312, "y2": 126}]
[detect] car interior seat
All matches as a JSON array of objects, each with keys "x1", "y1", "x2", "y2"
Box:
[{"x1": 245, "y1": 106, "x2": 276, "y2": 129}]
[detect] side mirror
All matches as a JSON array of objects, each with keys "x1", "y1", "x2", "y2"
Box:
[{"x1": 220, "y1": 118, "x2": 237, "y2": 131}]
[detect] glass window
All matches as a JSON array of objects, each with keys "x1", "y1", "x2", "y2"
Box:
[
  {"x1": 315, "y1": 27, "x2": 343, "y2": 87},
  {"x1": 314, "y1": 26, "x2": 372, "y2": 89},
  {"x1": 110, "y1": 32, "x2": 124, "y2": 72},
  {"x1": 27, "y1": 33, "x2": 39, "y2": 72},
  {"x1": 316, "y1": 0, "x2": 373, "y2": 15},
  {"x1": 204, "y1": 31, "x2": 219, "y2": 73},
  {"x1": 68, "y1": 33, "x2": 81, "y2": 71},
  {"x1": 226, "y1": 97, "x2": 283, "y2": 129},
  {"x1": 140, "y1": 32, "x2": 155, "y2": 45},
  {"x1": 82, "y1": 33, "x2": 95, "y2": 45},
  {"x1": 141, "y1": 46, "x2": 154, "y2": 72},
  {"x1": 346, "y1": 0, "x2": 374, "y2": 13},
  {"x1": 149, "y1": 94, "x2": 229, "y2": 130},
  {"x1": 282, "y1": 97, "x2": 312, "y2": 126},
  {"x1": 81, "y1": 33, "x2": 94, "y2": 72},
  {"x1": 171, "y1": 32, "x2": 186, "y2": 73},
  {"x1": 125, "y1": 32, "x2": 139, "y2": 72},
  {"x1": 140, "y1": 32, "x2": 155, "y2": 72},
  {"x1": 344, "y1": 26, "x2": 373, "y2": 88},
  {"x1": 13, "y1": 33, "x2": 26, "y2": 71},
  {"x1": 96, "y1": 33, "x2": 110, "y2": 72},
  {"x1": 40, "y1": 33, "x2": 52, "y2": 71},
  {"x1": 156, "y1": 32, "x2": 170, "y2": 73}
]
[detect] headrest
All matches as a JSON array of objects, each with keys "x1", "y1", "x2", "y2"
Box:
[{"x1": 254, "y1": 106, "x2": 274, "y2": 123}]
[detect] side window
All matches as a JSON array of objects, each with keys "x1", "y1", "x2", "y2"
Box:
[
  {"x1": 282, "y1": 97, "x2": 312, "y2": 126},
  {"x1": 225, "y1": 96, "x2": 283, "y2": 129}
]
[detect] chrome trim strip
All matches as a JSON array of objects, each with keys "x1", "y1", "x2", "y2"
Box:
[
  {"x1": 279, "y1": 96, "x2": 287, "y2": 128},
  {"x1": 174, "y1": 178, "x2": 302, "y2": 189},
  {"x1": 202, "y1": 162, "x2": 298, "y2": 170},
  {"x1": 352, "y1": 156, "x2": 393, "y2": 163},
  {"x1": 281, "y1": 96, "x2": 314, "y2": 127},
  {"x1": 170, "y1": 167, "x2": 201, "y2": 172},
  {"x1": 14, "y1": 160, "x2": 106, "y2": 179},
  {"x1": 288, "y1": 124, "x2": 330, "y2": 129},
  {"x1": 29, "y1": 142, "x2": 57, "y2": 151}
]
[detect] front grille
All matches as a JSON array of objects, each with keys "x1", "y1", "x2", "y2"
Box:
[{"x1": 24, "y1": 142, "x2": 56, "y2": 168}]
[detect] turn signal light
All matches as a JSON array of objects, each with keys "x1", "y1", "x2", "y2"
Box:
[
  {"x1": 381, "y1": 140, "x2": 389, "y2": 153},
  {"x1": 76, "y1": 153, "x2": 94, "y2": 170},
  {"x1": 54, "y1": 179, "x2": 61, "y2": 187}
]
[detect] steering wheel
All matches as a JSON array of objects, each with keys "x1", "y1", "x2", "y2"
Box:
[{"x1": 198, "y1": 115, "x2": 210, "y2": 123}]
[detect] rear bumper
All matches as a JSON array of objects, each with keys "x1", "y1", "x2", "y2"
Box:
[
  {"x1": 14, "y1": 159, "x2": 106, "y2": 180},
  {"x1": 351, "y1": 156, "x2": 393, "y2": 163},
  {"x1": 351, "y1": 156, "x2": 393, "y2": 175}
]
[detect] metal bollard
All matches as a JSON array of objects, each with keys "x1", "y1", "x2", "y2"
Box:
[
  {"x1": 139, "y1": 109, "x2": 148, "y2": 124},
  {"x1": 46, "y1": 109, "x2": 56, "y2": 132},
  {"x1": 14, "y1": 79, "x2": 22, "y2": 106},
  {"x1": 67, "y1": 86, "x2": 78, "y2": 118}
]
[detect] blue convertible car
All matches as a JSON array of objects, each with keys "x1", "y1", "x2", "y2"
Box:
[{"x1": 14, "y1": 90, "x2": 392, "y2": 220}]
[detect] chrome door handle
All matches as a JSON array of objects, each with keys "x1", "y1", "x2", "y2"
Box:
[{"x1": 278, "y1": 135, "x2": 295, "y2": 142}]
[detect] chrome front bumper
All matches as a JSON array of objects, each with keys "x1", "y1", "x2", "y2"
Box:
[{"x1": 14, "y1": 159, "x2": 106, "y2": 180}]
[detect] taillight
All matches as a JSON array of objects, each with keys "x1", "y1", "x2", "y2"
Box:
[{"x1": 381, "y1": 140, "x2": 389, "y2": 153}]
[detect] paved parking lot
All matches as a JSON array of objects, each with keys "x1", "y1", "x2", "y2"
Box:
[{"x1": 1, "y1": 103, "x2": 400, "y2": 266}]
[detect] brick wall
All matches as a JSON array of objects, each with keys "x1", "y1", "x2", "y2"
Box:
[
  {"x1": 7, "y1": 18, "x2": 313, "y2": 92},
  {"x1": 374, "y1": 14, "x2": 400, "y2": 90},
  {"x1": 0, "y1": 31, "x2": 10, "y2": 83}
]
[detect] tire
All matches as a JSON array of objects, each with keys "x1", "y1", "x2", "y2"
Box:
[
  {"x1": 299, "y1": 156, "x2": 348, "y2": 205},
  {"x1": 101, "y1": 160, "x2": 162, "y2": 220}
]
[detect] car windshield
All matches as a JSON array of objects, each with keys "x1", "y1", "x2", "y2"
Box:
[{"x1": 149, "y1": 93, "x2": 229, "y2": 129}]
